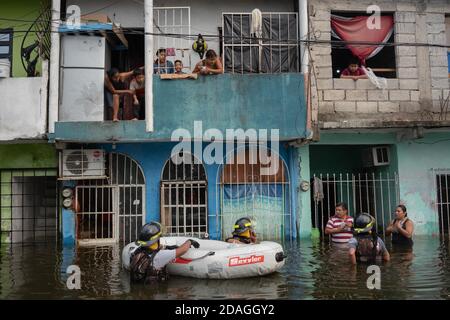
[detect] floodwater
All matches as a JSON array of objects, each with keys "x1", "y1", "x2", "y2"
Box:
[{"x1": 1, "y1": 236, "x2": 450, "y2": 299}]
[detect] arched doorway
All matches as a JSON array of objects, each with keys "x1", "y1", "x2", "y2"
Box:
[
  {"x1": 160, "y1": 152, "x2": 208, "y2": 237},
  {"x1": 218, "y1": 146, "x2": 292, "y2": 241},
  {"x1": 75, "y1": 153, "x2": 146, "y2": 246}
]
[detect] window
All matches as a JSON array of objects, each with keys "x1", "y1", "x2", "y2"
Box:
[
  {"x1": 0, "y1": 28, "x2": 13, "y2": 76},
  {"x1": 436, "y1": 172, "x2": 450, "y2": 236},
  {"x1": 331, "y1": 12, "x2": 396, "y2": 78},
  {"x1": 222, "y1": 12, "x2": 299, "y2": 74},
  {"x1": 160, "y1": 153, "x2": 208, "y2": 237}
]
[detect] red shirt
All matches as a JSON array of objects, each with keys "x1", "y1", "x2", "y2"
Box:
[
  {"x1": 341, "y1": 67, "x2": 365, "y2": 76},
  {"x1": 326, "y1": 215, "x2": 354, "y2": 243}
]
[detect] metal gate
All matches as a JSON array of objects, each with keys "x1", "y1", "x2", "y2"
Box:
[
  {"x1": 312, "y1": 172, "x2": 400, "y2": 237},
  {"x1": 0, "y1": 168, "x2": 59, "y2": 244},
  {"x1": 217, "y1": 146, "x2": 292, "y2": 241},
  {"x1": 75, "y1": 153, "x2": 145, "y2": 246},
  {"x1": 435, "y1": 170, "x2": 450, "y2": 236}
]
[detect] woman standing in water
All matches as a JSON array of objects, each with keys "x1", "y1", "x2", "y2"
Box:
[{"x1": 386, "y1": 205, "x2": 414, "y2": 247}]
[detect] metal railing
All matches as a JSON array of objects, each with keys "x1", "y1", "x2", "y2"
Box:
[
  {"x1": 312, "y1": 172, "x2": 400, "y2": 237},
  {"x1": 222, "y1": 12, "x2": 299, "y2": 74}
]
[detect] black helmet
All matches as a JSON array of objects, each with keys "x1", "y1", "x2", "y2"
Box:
[
  {"x1": 354, "y1": 213, "x2": 375, "y2": 234},
  {"x1": 232, "y1": 217, "x2": 253, "y2": 235},
  {"x1": 137, "y1": 221, "x2": 162, "y2": 246}
]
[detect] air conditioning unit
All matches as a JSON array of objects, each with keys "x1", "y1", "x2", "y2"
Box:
[
  {"x1": 362, "y1": 146, "x2": 390, "y2": 167},
  {"x1": 60, "y1": 149, "x2": 106, "y2": 179}
]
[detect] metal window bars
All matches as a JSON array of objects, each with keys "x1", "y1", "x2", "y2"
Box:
[
  {"x1": 153, "y1": 7, "x2": 191, "y2": 74},
  {"x1": 312, "y1": 172, "x2": 400, "y2": 239},
  {"x1": 222, "y1": 12, "x2": 299, "y2": 74},
  {"x1": 160, "y1": 152, "x2": 208, "y2": 238},
  {"x1": 435, "y1": 170, "x2": 450, "y2": 237},
  {"x1": 0, "y1": 168, "x2": 59, "y2": 245},
  {"x1": 216, "y1": 146, "x2": 292, "y2": 241},
  {"x1": 75, "y1": 153, "x2": 146, "y2": 247}
]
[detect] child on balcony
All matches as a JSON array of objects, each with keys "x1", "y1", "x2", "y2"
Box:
[
  {"x1": 193, "y1": 49, "x2": 223, "y2": 75},
  {"x1": 130, "y1": 68, "x2": 145, "y2": 120},
  {"x1": 340, "y1": 56, "x2": 368, "y2": 80},
  {"x1": 153, "y1": 48, "x2": 175, "y2": 74},
  {"x1": 104, "y1": 68, "x2": 135, "y2": 122}
]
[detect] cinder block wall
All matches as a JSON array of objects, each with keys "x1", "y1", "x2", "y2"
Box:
[{"x1": 309, "y1": 0, "x2": 450, "y2": 127}]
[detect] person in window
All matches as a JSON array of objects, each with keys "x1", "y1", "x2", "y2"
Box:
[
  {"x1": 129, "y1": 221, "x2": 200, "y2": 284},
  {"x1": 324, "y1": 202, "x2": 354, "y2": 244},
  {"x1": 226, "y1": 217, "x2": 257, "y2": 244},
  {"x1": 340, "y1": 56, "x2": 368, "y2": 80},
  {"x1": 174, "y1": 60, "x2": 185, "y2": 74},
  {"x1": 153, "y1": 48, "x2": 175, "y2": 74},
  {"x1": 386, "y1": 205, "x2": 414, "y2": 247},
  {"x1": 104, "y1": 68, "x2": 135, "y2": 122},
  {"x1": 348, "y1": 213, "x2": 390, "y2": 264},
  {"x1": 130, "y1": 68, "x2": 145, "y2": 120},
  {"x1": 193, "y1": 49, "x2": 224, "y2": 75}
]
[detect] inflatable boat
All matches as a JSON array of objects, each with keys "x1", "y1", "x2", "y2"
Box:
[{"x1": 122, "y1": 236, "x2": 286, "y2": 279}]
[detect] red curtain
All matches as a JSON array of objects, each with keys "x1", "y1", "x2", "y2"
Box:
[{"x1": 331, "y1": 15, "x2": 394, "y2": 65}]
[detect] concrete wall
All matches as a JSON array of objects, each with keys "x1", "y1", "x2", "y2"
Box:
[
  {"x1": 68, "y1": 0, "x2": 295, "y2": 70},
  {"x1": 0, "y1": 144, "x2": 57, "y2": 169},
  {"x1": 0, "y1": 77, "x2": 47, "y2": 140},
  {"x1": 309, "y1": 0, "x2": 450, "y2": 128},
  {"x1": 0, "y1": 0, "x2": 45, "y2": 77}
]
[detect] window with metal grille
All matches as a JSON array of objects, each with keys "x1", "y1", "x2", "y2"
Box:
[
  {"x1": 161, "y1": 153, "x2": 208, "y2": 237},
  {"x1": 0, "y1": 169, "x2": 59, "y2": 244},
  {"x1": 0, "y1": 29, "x2": 13, "y2": 77},
  {"x1": 222, "y1": 12, "x2": 299, "y2": 74},
  {"x1": 218, "y1": 146, "x2": 292, "y2": 241},
  {"x1": 153, "y1": 7, "x2": 191, "y2": 73},
  {"x1": 436, "y1": 172, "x2": 450, "y2": 236}
]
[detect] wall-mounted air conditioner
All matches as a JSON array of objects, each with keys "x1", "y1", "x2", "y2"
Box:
[
  {"x1": 60, "y1": 149, "x2": 106, "y2": 179},
  {"x1": 362, "y1": 146, "x2": 390, "y2": 167}
]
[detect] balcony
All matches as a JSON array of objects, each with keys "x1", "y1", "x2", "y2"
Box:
[
  {"x1": 52, "y1": 73, "x2": 307, "y2": 143},
  {"x1": 0, "y1": 77, "x2": 47, "y2": 141}
]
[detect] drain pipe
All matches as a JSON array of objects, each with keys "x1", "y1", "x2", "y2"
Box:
[
  {"x1": 144, "y1": 0, "x2": 154, "y2": 132},
  {"x1": 48, "y1": 0, "x2": 61, "y2": 134}
]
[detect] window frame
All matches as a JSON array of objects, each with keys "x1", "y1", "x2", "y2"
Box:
[{"x1": 0, "y1": 28, "x2": 13, "y2": 77}]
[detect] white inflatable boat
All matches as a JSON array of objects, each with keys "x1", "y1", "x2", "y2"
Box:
[{"x1": 122, "y1": 236, "x2": 286, "y2": 279}]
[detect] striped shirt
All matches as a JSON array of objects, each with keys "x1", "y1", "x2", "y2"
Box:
[{"x1": 326, "y1": 215, "x2": 354, "y2": 243}]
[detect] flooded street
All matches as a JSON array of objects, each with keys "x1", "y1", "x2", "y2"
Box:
[{"x1": 1, "y1": 236, "x2": 450, "y2": 300}]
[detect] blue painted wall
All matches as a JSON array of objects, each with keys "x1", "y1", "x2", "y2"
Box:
[
  {"x1": 52, "y1": 74, "x2": 307, "y2": 143},
  {"x1": 61, "y1": 141, "x2": 298, "y2": 243}
]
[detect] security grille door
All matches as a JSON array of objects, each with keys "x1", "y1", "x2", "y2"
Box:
[
  {"x1": 161, "y1": 153, "x2": 208, "y2": 237},
  {"x1": 0, "y1": 169, "x2": 59, "y2": 244},
  {"x1": 218, "y1": 147, "x2": 292, "y2": 241},
  {"x1": 75, "y1": 153, "x2": 146, "y2": 246},
  {"x1": 436, "y1": 171, "x2": 450, "y2": 236}
]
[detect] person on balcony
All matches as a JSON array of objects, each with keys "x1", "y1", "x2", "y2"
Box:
[
  {"x1": 193, "y1": 49, "x2": 223, "y2": 75},
  {"x1": 325, "y1": 202, "x2": 354, "y2": 243},
  {"x1": 174, "y1": 60, "x2": 186, "y2": 74},
  {"x1": 153, "y1": 48, "x2": 175, "y2": 74},
  {"x1": 105, "y1": 68, "x2": 135, "y2": 122},
  {"x1": 130, "y1": 68, "x2": 145, "y2": 120},
  {"x1": 226, "y1": 217, "x2": 257, "y2": 244},
  {"x1": 340, "y1": 56, "x2": 368, "y2": 80}
]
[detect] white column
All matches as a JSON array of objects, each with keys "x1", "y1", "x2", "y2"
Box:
[
  {"x1": 48, "y1": 0, "x2": 61, "y2": 133},
  {"x1": 299, "y1": 0, "x2": 309, "y2": 74},
  {"x1": 144, "y1": 0, "x2": 154, "y2": 132}
]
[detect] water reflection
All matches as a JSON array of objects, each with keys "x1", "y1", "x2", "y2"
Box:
[{"x1": 1, "y1": 236, "x2": 450, "y2": 299}]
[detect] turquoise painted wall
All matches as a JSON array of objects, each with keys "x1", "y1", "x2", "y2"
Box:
[
  {"x1": 53, "y1": 74, "x2": 307, "y2": 142},
  {"x1": 0, "y1": 0, "x2": 46, "y2": 77},
  {"x1": 396, "y1": 132, "x2": 450, "y2": 236},
  {"x1": 297, "y1": 145, "x2": 312, "y2": 238}
]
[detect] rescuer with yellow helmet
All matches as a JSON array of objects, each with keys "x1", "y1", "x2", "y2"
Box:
[{"x1": 226, "y1": 217, "x2": 257, "y2": 244}]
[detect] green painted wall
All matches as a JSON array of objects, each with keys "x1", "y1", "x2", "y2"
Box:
[
  {"x1": 297, "y1": 145, "x2": 312, "y2": 238},
  {"x1": 396, "y1": 132, "x2": 450, "y2": 236},
  {"x1": 0, "y1": 144, "x2": 57, "y2": 169},
  {"x1": 0, "y1": 0, "x2": 46, "y2": 77}
]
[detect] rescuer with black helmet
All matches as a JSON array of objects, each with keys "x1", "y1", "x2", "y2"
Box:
[
  {"x1": 129, "y1": 221, "x2": 200, "y2": 283},
  {"x1": 226, "y1": 217, "x2": 257, "y2": 244},
  {"x1": 348, "y1": 213, "x2": 390, "y2": 264}
]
